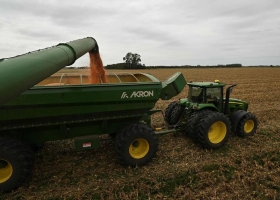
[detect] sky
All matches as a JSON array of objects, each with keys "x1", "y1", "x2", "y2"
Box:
[{"x1": 0, "y1": 0, "x2": 280, "y2": 67}]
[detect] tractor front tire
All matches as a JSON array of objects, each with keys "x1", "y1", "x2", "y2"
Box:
[
  {"x1": 196, "y1": 112, "x2": 231, "y2": 149},
  {"x1": 115, "y1": 123, "x2": 158, "y2": 167},
  {"x1": 164, "y1": 101, "x2": 178, "y2": 125},
  {"x1": 0, "y1": 138, "x2": 34, "y2": 192},
  {"x1": 236, "y1": 113, "x2": 258, "y2": 137}
]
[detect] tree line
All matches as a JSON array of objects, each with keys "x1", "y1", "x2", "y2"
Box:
[{"x1": 105, "y1": 52, "x2": 243, "y2": 69}]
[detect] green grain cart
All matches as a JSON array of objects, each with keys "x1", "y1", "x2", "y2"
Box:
[{"x1": 0, "y1": 37, "x2": 186, "y2": 192}]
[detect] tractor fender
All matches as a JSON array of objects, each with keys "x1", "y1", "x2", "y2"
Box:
[
  {"x1": 229, "y1": 110, "x2": 248, "y2": 132},
  {"x1": 197, "y1": 104, "x2": 219, "y2": 112}
]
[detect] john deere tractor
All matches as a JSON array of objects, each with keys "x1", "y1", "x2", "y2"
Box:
[{"x1": 165, "y1": 80, "x2": 258, "y2": 149}]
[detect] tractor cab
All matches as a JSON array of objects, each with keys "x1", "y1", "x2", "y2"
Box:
[
  {"x1": 187, "y1": 80, "x2": 225, "y2": 112},
  {"x1": 185, "y1": 80, "x2": 246, "y2": 114}
]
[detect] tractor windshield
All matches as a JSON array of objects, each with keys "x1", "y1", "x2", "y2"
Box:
[
  {"x1": 206, "y1": 88, "x2": 221, "y2": 100},
  {"x1": 188, "y1": 86, "x2": 204, "y2": 103},
  {"x1": 206, "y1": 87, "x2": 223, "y2": 108}
]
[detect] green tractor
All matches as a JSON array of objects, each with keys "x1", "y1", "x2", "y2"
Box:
[{"x1": 165, "y1": 80, "x2": 258, "y2": 149}]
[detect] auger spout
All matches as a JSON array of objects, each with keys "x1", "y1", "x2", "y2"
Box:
[{"x1": 0, "y1": 37, "x2": 98, "y2": 106}]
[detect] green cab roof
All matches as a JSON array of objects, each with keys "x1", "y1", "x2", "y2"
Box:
[{"x1": 187, "y1": 81, "x2": 226, "y2": 88}]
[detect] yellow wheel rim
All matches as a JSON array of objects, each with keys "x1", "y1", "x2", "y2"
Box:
[
  {"x1": 0, "y1": 159, "x2": 13, "y2": 183},
  {"x1": 244, "y1": 120, "x2": 254, "y2": 133},
  {"x1": 208, "y1": 121, "x2": 227, "y2": 144},
  {"x1": 129, "y1": 138, "x2": 149, "y2": 159}
]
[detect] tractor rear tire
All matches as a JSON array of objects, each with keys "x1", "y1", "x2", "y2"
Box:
[
  {"x1": 236, "y1": 113, "x2": 258, "y2": 137},
  {"x1": 185, "y1": 109, "x2": 211, "y2": 142},
  {"x1": 196, "y1": 112, "x2": 231, "y2": 149},
  {"x1": 0, "y1": 138, "x2": 34, "y2": 192},
  {"x1": 164, "y1": 101, "x2": 178, "y2": 125},
  {"x1": 115, "y1": 123, "x2": 158, "y2": 167},
  {"x1": 170, "y1": 104, "x2": 185, "y2": 125}
]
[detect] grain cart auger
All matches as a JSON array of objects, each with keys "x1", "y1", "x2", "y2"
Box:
[
  {"x1": 0, "y1": 37, "x2": 187, "y2": 192},
  {"x1": 165, "y1": 80, "x2": 258, "y2": 149}
]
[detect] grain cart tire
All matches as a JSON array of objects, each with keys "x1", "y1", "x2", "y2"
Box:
[
  {"x1": 115, "y1": 123, "x2": 158, "y2": 167},
  {"x1": 185, "y1": 109, "x2": 212, "y2": 142},
  {"x1": 164, "y1": 101, "x2": 178, "y2": 125},
  {"x1": 0, "y1": 138, "x2": 34, "y2": 192},
  {"x1": 196, "y1": 112, "x2": 231, "y2": 149},
  {"x1": 170, "y1": 104, "x2": 185, "y2": 125},
  {"x1": 236, "y1": 113, "x2": 258, "y2": 137}
]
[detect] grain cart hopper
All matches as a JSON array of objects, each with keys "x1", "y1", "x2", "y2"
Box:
[
  {"x1": 165, "y1": 80, "x2": 258, "y2": 149},
  {"x1": 0, "y1": 37, "x2": 186, "y2": 192}
]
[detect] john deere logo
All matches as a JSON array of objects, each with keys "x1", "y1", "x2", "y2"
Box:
[{"x1": 121, "y1": 91, "x2": 154, "y2": 99}]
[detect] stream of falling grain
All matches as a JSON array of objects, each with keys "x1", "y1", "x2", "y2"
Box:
[{"x1": 89, "y1": 52, "x2": 107, "y2": 83}]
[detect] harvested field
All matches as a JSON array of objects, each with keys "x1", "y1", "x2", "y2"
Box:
[{"x1": 1, "y1": 67, "x2": 280, "y2": 199}]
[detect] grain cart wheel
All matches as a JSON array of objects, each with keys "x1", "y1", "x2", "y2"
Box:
[
  {"x1": 196, "y1": 112, "x2": 231, "y2": 149},
  {"x1": 170, "y1": 104, "x2": 185, "y2": 125},
  {"x1": 185, "y1": 109, "x2": 211, "y2": 142},
  {"x1": 115, "y1": 123, "x2": 158, "y2": 167},
  {"x1": 164, "y1": 101, "x2": 178, "y2": 125},
  {"x1": 0, "y1": 138, "x2": 34, "y2": 192},
  {"x1": 236, "y1": 113, "x2": 258, "y2": 137}
]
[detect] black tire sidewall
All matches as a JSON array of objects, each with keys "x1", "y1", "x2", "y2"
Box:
[
  {"x1": 170, "y1": 104, "x2": 184, "y2": 125},
  {"x1": 164, "y1": 101, "x2": 178, "y2": 124},
  {"x1": 237, "y1": 113, "x2": 258, "y2": 137},
  {"x1": 123, "y1": 131, "x2": 156, "y2": 166},
  {"x1": 0, "y1": 139, "x2": 34, "y2": 192},
  {"x1": 115, "y1": 123, "x2": 158, "y2": 167},
  {"x1": 186, "y1": 109, "x2": 211, "y2": 142},
  {"x1": 197, "y1": 113, "x2": 231, "y2": 149},
  {"x1": 0, "y1": 151, "x2": 23, "y2": 191}
]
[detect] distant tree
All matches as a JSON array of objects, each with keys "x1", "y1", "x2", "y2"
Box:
[
  {"x1": 123, "y1": 52, "x2": 143, "y2": 68},
  {"x1": 105, "y1": 63, "x2": 126, "y2": 69}
]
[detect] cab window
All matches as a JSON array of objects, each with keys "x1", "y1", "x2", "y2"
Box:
[
  {"x1": 188, "y1": 87, "x2": 204, "y2": 103},
  {"x1": 206, "y1": 87, "x2": 222, "y2": 106}
]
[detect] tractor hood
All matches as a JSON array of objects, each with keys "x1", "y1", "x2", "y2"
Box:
[{"x1": 228, "y1": 98, "x2": 248, "y2": 111}]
